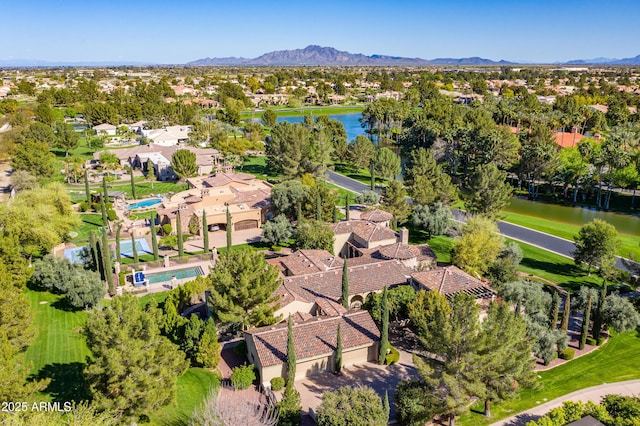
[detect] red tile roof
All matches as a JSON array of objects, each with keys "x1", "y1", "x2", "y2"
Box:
[
  {"x1": 280, "y1": 259, "x2": 411, "y2": 304},
  {"x1": 411, "y1": 265, "x2": 496, "y2": 299},
  {"x1": 359, "y1": 209, "x2": 393, "y2": 223},
  {"x1": 555, "y1": 131, "x2": 585, "y2": 148},
  {"x1": 245, "y1": 311, "x2": 380, "y2": 367},
  {"x1": 331, "y1": 220, "x2": 398, "y2": 243},
  {"x1": 279, "y1": 250, "x2": 343, "y2": 276}
]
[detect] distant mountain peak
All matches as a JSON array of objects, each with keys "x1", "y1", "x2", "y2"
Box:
[{"x1": 186, "y1": 46, "x2": 511, "y2": 67}]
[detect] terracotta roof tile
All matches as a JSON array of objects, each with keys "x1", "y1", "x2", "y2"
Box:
[
  {"x1": 246, "y1": 311, "x2": 380, "y2": 367},
  {"x1": 331, "y1": 220, "x2": 398, "y2": 243},
  {"x1": 280, "y1": 250, "x2": 344, "y2": 276},
  {"x1": 359, "y1": 209, "x2": 393, "y2": 223},
  {"x1": 412, "y1": 265, "x2": 496, "y2": 299}
]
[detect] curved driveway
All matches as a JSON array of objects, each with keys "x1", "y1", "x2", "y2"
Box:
[{"x1": 325, "y1": 170, "x2": 632, "y2": 272}]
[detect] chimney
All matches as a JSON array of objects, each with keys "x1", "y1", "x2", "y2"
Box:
[
  {"x1": 400, "y1": 227, "x2": 409, "y2": 245},
  {"x1": 571, "y1": 126, "x2": 577, "y2": 134}
]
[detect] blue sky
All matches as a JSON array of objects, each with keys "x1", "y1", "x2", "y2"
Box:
[{"x1": 2, "y1": 0, "x2": 638, "y2": 63}]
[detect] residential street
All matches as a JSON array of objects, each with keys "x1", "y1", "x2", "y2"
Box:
[
  {"x1": 491, "y1": 379, "x2": 640, "y2": 425},
  {"x1": 325, "y1": 170, "x2": 632, "y2": 272}
]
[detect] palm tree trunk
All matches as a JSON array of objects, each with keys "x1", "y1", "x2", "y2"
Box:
[{"x1": 485, "y1": 399, "x2": 491, "y2": 417}]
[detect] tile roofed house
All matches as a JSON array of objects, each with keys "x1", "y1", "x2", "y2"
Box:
[
  {"x1": 412, "y1": 265, "x2": 497, "y2": 302},
  {"x1": 142, "y1": 125, "x2": 191, "y2": 146},
  {"x1": 359, "y1": 208, "x2": 394, "y2": 226},
  {"x1": 245, "y1": 310, "x2": 380, "y2": 386},
  {"x1": 92, "y1": 123, "x2": 117, "y2": 136},
  {"x1": 331, "y1": 219, "x2": 399, "y2": 258},
  {"x1": 277, "y1": 250, "x2": 344, "y2": 276},
  {"x1": 555, "y1": 128, "x2": 585, "y2": 148},
  {"x1": 275, "y1": 259, "x2": 411, "y2": 317}
]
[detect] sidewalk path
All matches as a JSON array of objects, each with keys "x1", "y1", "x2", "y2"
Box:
[{"x1": 491, "y1": 379, "x2": 640, "y2": 425}]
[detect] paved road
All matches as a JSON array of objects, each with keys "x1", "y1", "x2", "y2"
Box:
[
  {"x1": 325, "y1": 170, "x2": 634, "y2": 272},
  {"x1": 491, "y1": 379, "x2": 640, "y2": 425}
]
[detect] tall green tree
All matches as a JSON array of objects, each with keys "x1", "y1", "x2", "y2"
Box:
[
  {"x1": 478, "y1": 301, "x2": 536, "y2": 417},
  {"x1": 202, "y1": 210, "x2": 209, "y2": 255},
  {"x1": 206, "y1": 249, "x2": 281, "y2": 329},
  {"x1": 373, "y1": 147, "x2": 401, "y2": 180},
  {"x1": 129, "y1": 167, "x2": 137, "y2": 200},
  {"x1": 101, "y1": 228, "x2": 115, "y2": 295},
  {"x1": 345, "y1": 193, "x2": 350, "y2": 221},
  {"x1": 176, "y1": 209, "x2": 184, "y2": 258},
  {"x1": 549, "y1": 290, "x2": 560, "y2": 330},
  {"x1": 381, "y1": 180, "x2": 409, "y2": 224},
  {"x1": 83, "y1": 294, "x2": 188, "y2": 420},
  {"x1": 261, "y1": 215, "x2": 293, "y2": 246},
  {"x1": 342, "y1": 259, "x2": 349, "y2": 309},
  {"x1": 573, "y1": 219, "x2": 620, "y2": 276},
  {"x1": 295, "y1": 219, "x2": 334, "y2": 253},
  {"x1": 131, "y1": 233, "x2": 138, "y2": 265},
  {"x1": 84, "y1": 169, "x2": 91, "y2": 204},
  {"x1": 408, "y1": 291, "x2": 484, "y2": 426},
  {"x1": 170, "y1": 149, "x2": 198, "y2": 179},
  {"x1": 348, "y1": 135, "x2": 375, "y2": 171},
  {"x1": 261, "y1": 109, "x2": 277, "y2": 128},
  {"x1": 561, "y1": 293, "x2": 571, "y2": 332},
  {"x1": 150, "y1": 213, "x2": 159, "y2": 261},
  {"x1": 11, "y1": 140, "x2": 57, "y2": 180},
  {"x1": 55, "y1": 122, "x2": 80, "y2": 157},
  {"x1": 226, "y1": 206, "x2": 232, "y2": 253},
  {"x1": 451, "y1": 216, "x2": 504, "y2": 278},
  {"x1": 579, "y1": 291, "x2": 593, "y2": 350},
  {"x1": 379, "y1": 286, "x2": 389, "y2": 365},
  {"x1": 115, "y1": 222, "x2": 122, "y2": 264},
  {"x1": 592, "y1": 280, "x2": 607, "y2": 342},
  {"x1": 335, "y1": 323, "x2": 342, "y2": 374},
  {"x1": 286, "y1": 315, "x2": 296, "y2": 388},
  {"x1": 405, "y1": 148, "x2": 456, "y2": 205},
  {"x1": 195, "y1": 318, "x2": 221, "y2": 368},
  {"x1": 466, "y1": 163, "x2": 513, "y2": 219},
  {"x1": 412, "y1": 202, "x2": 452, "y2": 238}
]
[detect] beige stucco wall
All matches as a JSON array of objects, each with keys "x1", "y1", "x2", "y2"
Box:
[
  {"x1": 275, "y1": 301, "x2": 315, "y2": 319},
  {"x1": 333, "y1": 232, "x2": 351, "y2": 257}
]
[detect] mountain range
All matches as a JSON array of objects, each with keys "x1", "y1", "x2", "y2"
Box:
[{"x1": 186, "y1": 45, "x2": 514, "y2": 66}]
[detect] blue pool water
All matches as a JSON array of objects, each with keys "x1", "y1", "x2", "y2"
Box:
[
  {"x1": 64, "y1": 246, "x2": 90, "y2": 264},
  {"x1": 126, "y1": 198, "x2": 162, "y2": 210},
  {"x1": 119, "y1": 238, "x2": 152, "y2": 257},
  {"x1": 145, "y1": 267, "x2": 205, "y2": 285},
  {"x1": 252, "y1": 113, "x2": 366, "y2": 142}
]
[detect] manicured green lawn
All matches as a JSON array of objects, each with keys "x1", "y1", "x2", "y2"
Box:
[
  {"x1": 459, "y1": 331, "x2": 640, "y2": 425},
  {"x1": 25, "y1": 289, "x2": 92, "y2": 402},
  {"x1": 148, "y1": 368, "x2": 219, "y2": 425},
  {"x1": 502, "y1": 211, "x2": 640, "y2": 260},
  {"x1": 240, "y1": 155, "x2": 282, "y2": 181},
  {"x1": 110, "y1": 181, "x2": 188, "y2": 199},
  {"x1": 71, "y1": 213, "x2": 104, "y2": 244}
]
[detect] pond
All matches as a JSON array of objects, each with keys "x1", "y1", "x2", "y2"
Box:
[{"x1": 505, "y1": 197, "x2": 640, "y2": 236}]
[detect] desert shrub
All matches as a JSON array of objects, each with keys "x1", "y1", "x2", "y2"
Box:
[
  {"x1": 162, "y1": 223, "x2": 172, "y2": 235},
  {"x1": 385, "y1": 346, "x2": 400, "y2": 365},
  {"x1": 586, "y1": 337, "x2": 597, "y2": 346},
  {"x1": 107, "y1": 209, "x2": 117, "y2": 221},
  {"x1": 270, "y1": 377, "x2": 285, "y2": 391},
  {"x1": 559, "y1": 348, "x2": 575, "y2": 360},
  {"x1": 79, "y1": 202, "x2": 89, "y2": 212},
  {"x1": 231, "y1": 364, "x2": 256, "y2": 390}
]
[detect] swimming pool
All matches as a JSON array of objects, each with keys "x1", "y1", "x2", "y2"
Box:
[
  {"x1": 64, "y1": 246, "x2": 91, "y2": 264},
  {"x1": 119, "y1": 238, "x2": 152, "y2": 257},
  {"x1": 145, "y1": 266, "x2": 205, "y2": 285},
  {"x1": 126, "y1": 198, "x2": 162, "y2": 210}
]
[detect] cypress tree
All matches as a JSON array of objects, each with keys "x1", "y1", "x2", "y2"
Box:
[
  {"x1": 332, "y1": 206, "x2": 338, "y2": 223},
  {"x1": 342, "y1": 258, "x2": 349, "y2": 308},
  {"x1": 335, "y1": 323, "x2": 342, "y2": 373},
  {"x1": 101, "y1": 228, "x2": 114, "y2": 295},
  {"x1": 88, "y1": 230, "x2": 99, "y2": 274},
  {"x1": 129, "y1": 167, "x2": 137, "y2": 200},
  {"x1": 202, "y1": 210, "x2": 209, "y2": 255},
  {"x1": 150, "y1": 213, "x2": 159, "y2": 261},
  {"x1": 345, "y1": 193, "x2": 350, "y2": 221},
  {"x1": 560, "y1": 293, "x2": 571, "y2": 332},
  {"x1": 100, "y1": 199, "x2": 108, "y2": 227},
  {"x1": 286, "y1": 315, "x2": 296, "y2": 389},
  {"x1": 176, "y1": 209, "x2": 184, "y2": 258},
  {"x1": 379, "y1": 286, "x2": 389, "y2": 365},
  {"x1": 115, "y1": 222, "x2": 122, "y2": 264},
  {"x1": 225, "y1": 206, "x2": 232, "y2": 254},
  {"x1": 131, "y1": 233, "x2": 138, "y2": 265},
  {"x1": 370, "y1": 161, "x2": 375, "y2": 191},
  {"x1": 297, "y1": 200, "x2": 303, "y2": 225},
  {"x1": 550, "y1": 290, "x2": 560, "y2": 329},
  {"x1": 316, "y1": 193, "x2": 322, "y2": 221},
  {"x1": 592, "y1": 279, "x2": 607, "y2": 343},
  {"x1": 84, "y1": 169, "x2": 91, "y2": 204},
  {"x1": 383, "y1": 390, "x2": 390, "y2": 422},
  {"x1": 102, "y1": 176, "x2": 109, "y2": 201},
  {"x1": 579, "y1": 292, "x2": 593, "y2": 350}
]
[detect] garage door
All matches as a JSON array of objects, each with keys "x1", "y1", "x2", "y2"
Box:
[{"x1": 234, "y1": 220, "x2": 258, "y2": 231}]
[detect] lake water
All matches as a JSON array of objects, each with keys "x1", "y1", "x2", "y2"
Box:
[
  {"x1": 505, "y1": 197, "x2": 640, "y2": 236},
  {"x1": 257, "y1": 113, "x2": 367, "y2": 142}
]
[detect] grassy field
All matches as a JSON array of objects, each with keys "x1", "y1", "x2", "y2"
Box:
[
  {"x1": 25, "y1": 288, "x2": 215, "y2": 424},
  {"x1": 70, "y1": 213, "x2": 104, "y2": 245},
  {"x1": 459, "y1": 330, "x2": 640, "y2": 425},
  {"x1": 25, "y1": 289, "x2": 92, "y2": 402},
  {"x1": 502, "y1": 211, "x2": 640, "y2": 260},
  {"x1": 241, "y1": 105, "x2": 365, "y2": 119},
  {"x1": 109, "y1": 181, "x2": 188, "y2": 199}
]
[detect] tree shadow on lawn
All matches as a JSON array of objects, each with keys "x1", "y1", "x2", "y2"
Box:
[
  {"x1": 51, "y1": 297, "x2": 84, "y2": 313},
  {"x1": 519, "y1": 258, "x2": 593, "y2": 290},
  {"x1": 31, "y1": 362, "x2": 91, "y2": 403}
]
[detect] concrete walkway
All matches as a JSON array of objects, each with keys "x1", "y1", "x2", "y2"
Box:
[{"x1": 491, "y1": 379, "x2": 640, "y2": 425}]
